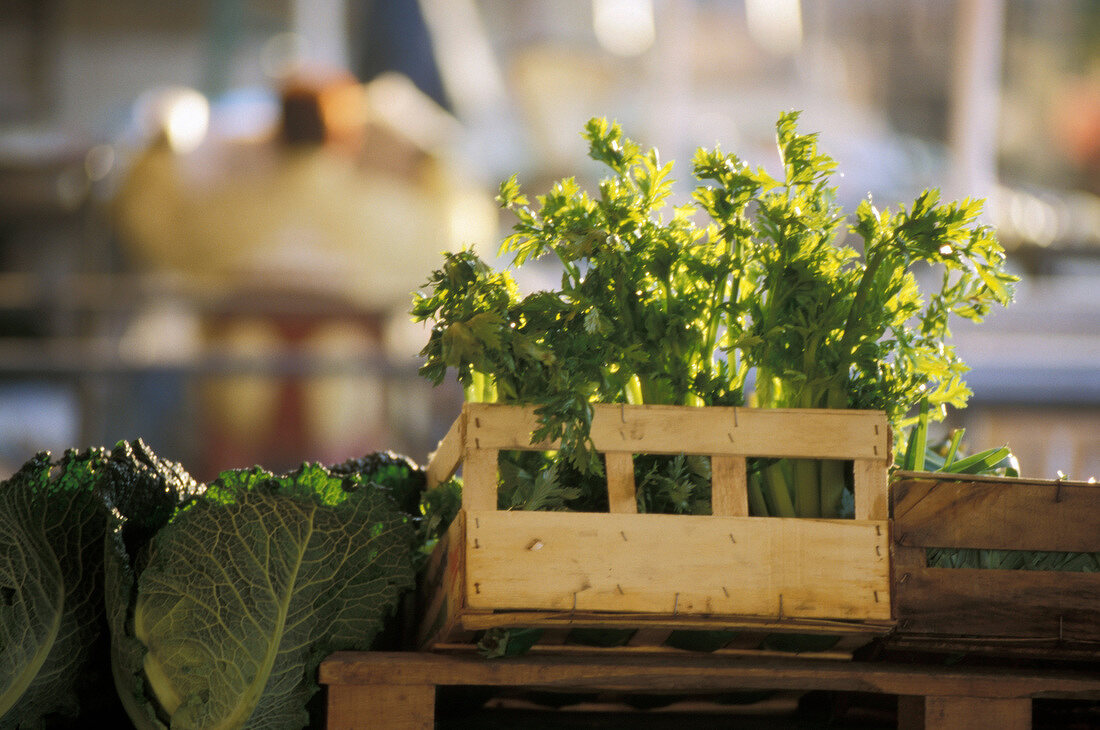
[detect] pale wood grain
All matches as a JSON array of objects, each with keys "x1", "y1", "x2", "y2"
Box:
[
  {"x1": 854, "y1": 458, "x2": 889, "y2": 520},
  {"x1": 711, "y1": 455, "x2": 749, "y2": 516},
  {"x1": 425, "y1": 411, "x2": 464, "y2": 488},
  {"x1": 604, "y1": 452, "x2": 638, "y2": 513},
  {"x1": 460, "y1": 447, "x2": 498, "y2": 511},
  {"x1": 462, "y1": 402, "x2": 889, "y2": 459},
  {"x1": 463, "y1": 510, "x2": 891, "y2": 620}
]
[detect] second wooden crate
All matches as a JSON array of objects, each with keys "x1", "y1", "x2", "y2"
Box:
[
  {"x1": 891, "y1": 472, "x2": 1100, "y2": 659},
  {"x1": 417, "y1": 403, "x2": 894, "y2": 653}
]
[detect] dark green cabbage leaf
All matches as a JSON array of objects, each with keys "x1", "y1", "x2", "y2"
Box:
[{"x1": 0, "y1": 449, "x2": 112, "y2": 727}]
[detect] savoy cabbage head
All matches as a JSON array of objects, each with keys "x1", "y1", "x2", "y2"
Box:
[
  {"x1": 0, "y1": 449, "x2": 112, "y2": 727},
  {"x1": 111, "y1": 462, "x2": 415, "y2": 730}
]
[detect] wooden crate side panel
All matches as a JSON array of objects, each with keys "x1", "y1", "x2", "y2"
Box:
[
  {"x1": 416, "y1": 513, "x2": 470, "y2": 649},
  {"x1": 893, "y1": 478, "x2": 1100, "y2": 553},
  {"x1": 463, "y1": 510, "x2": 891, "y2": 620},
  {"x1": 894, "y1": 567, "x2": 1100, "y2": 642},
  {"x1": 463, "y1": 402, "x2": 889, "y2": 460}
]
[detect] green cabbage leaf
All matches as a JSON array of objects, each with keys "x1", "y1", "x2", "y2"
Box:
[
  {"x1": 113, "y1": 462, "x2": 415, "y2": 729},
  {"x1": 0, "y1": 449, "x2": 111, "y2": 727}
]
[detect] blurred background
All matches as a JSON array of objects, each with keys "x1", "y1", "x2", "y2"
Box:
[{"x1": 0, "y1": 0, "x2": 1097, "y2": 482}]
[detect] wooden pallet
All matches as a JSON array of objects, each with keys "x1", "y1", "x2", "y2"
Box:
[
  {"x1": 890, "y1": 472, "x2": 1100, "y2": 660},
  {"x1": 418, "y1": 403, "x2": 894, "y2": 655},
  {"x1": 319, "y1": 650, "x2": 1100, "y2": 729}
]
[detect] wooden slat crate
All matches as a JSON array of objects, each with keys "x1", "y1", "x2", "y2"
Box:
[
  {"x1": 890, "y1": 472, "x2": 1100, "y2": 659},
  {"x1": 417, "y1": 403, "x2": 894, "y2": 654}
]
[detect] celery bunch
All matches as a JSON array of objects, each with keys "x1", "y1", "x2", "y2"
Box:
[{"x1": 412, "y1": 113, "x2": 1017, "y2": 517}]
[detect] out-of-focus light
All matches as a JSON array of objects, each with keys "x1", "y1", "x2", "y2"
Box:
[
  {"x1": 746, "y1": 0, "x2": 803, "y2": 56},
  {"x1": 163, "y1": 89, "x2": 210, "y2": 154},
  {"x1": 593, "y1": 0, "x2": 656, "y2": 57},
  {"x1": 1006, "y1": 190, "x2": 1059, "y2": 247},
  {"x1": 262, "y1": 32, "x2": 310, "y2": 79},
  {"x1": 85, "y1": 144, "x2": 115, "y2": 181}
]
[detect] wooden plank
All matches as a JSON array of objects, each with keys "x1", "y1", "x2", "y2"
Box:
[
  {"x1": 891, "y1": 544, "x2": 926, "y2": 627},
  {"x1": 463, "y1": 403, "x2": 889, "y2": 460},
  {"x1": 426, "y1": 411, "x2": 464, "y2": 488},
  {"x1": 894, "y1": 470, "x2": 1096, "y2": 488},
  {"x1": 326, "y1": 683, "x2": 434, "y2": 730},
  {"x1": 455, "y1": 611, "x2": 892, "y2": 635},
  {"x1": 893, "y1": 477, "x2": 1100, "y2": 552},
  {"x1": 921, "y1": 697, "x2": 1031, "y2": 730},
  {"x1": 604, "y1": 452, "x2": 637, "y2": 513},
  {"x1": 893, "y1": 567, "x2": 1100, "y2": 641},
  {"x1": 854, "y1": 458, "x2": 889, "y2": 521},
  {"x1": 463, "y1": 510, "x2": 891, "y2": 620},
  {"x1": 897, "y1": 694, "x2": 926, "y2": 730},
  {"x1": 885, "y1": 636, "x2": 1100, "y2": 663},
  {"x1": 462, "y1": 402, "x2": 555, "y2": 450},
  {"x1": 461, "y1": 448, "x2": 498, "y2": 511},
  {"x1": 320, "y1": 651, "x2": 1100, "y2": 700},
  {"x1": 711, "y1": 455, "x2": 748, "y2": 516}
]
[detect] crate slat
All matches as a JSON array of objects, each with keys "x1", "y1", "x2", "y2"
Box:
[
  {"x1": 464, "y1": 510, "x2": 890, "y2": 620},
  {"x1": 461, "y1": 447, "x2": 498, "y2": 511},
  {"x1": 894, "y1": 566, "x2": 1100, "y2": 642},
  {"x1": 426, "y1": 411, "x2": 464, "y2": 489},
  {"x1": 454, "y1": 610, "x2": 892, "y2": 635},
  {"x1": 604, "y1": 452, "x2": 638, "y2": 514},
  {"x1": 853, "y1": 458, "x2": 889, "y2": 521},
  {"x1": 893, "y1": 477, "x2": 1100, "y2": 552},
  {"x1": 711, "y1": 455, "x2": 749, "y2": 517},
  {"x1": 463, "y1": 403, "x2": 889, "y2": 460}
]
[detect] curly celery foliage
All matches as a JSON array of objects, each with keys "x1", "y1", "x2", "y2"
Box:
[
  {"x1": 113, "y1": 463, "x2": 414, "y2": 730},
  {"x1": 413, "y1": 113, "x2": 1016, "y2": 517},
  {"x1": 0, "y1": 449, "x2": 112, "y2": 727}
]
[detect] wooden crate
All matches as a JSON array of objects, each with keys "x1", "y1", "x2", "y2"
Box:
[
  {"x1": 417, "y1": 403, "x2": 894, "y2": 654},
  {"x1": 890, "y1": 472, "x2": 1100, "y2": 659}
]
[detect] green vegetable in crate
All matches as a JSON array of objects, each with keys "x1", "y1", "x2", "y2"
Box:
[{"x1": 412, "y1": 112, "x2": 1017, "y2": 517}]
